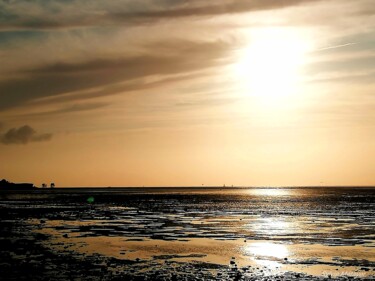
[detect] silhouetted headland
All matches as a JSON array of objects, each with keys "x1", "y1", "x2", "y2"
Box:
[{"x1": 0, "y1": 179, "x2": 35, "y2": 190}]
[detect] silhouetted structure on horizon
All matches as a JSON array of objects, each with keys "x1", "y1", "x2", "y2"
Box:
[{"x1": 0, "y1": 179, "x2": 35, "y2": 190}]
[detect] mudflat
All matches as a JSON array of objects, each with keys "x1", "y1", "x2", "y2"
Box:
[{"x1": 0, "y1": 187, "x2": 374, "y2": 280}]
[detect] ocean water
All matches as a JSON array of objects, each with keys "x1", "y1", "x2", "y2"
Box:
[{"x1": 0, "y1": 187, "x2": 374, "y2": 280}]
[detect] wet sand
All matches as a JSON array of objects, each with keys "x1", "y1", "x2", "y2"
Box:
[{"x1": 0, "y1": 187, "x2": 374, "y2": 280}]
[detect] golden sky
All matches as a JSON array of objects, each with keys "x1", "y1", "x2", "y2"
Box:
[{"x1": 0, "y1": 0, "x2": 374, "y2": 187}]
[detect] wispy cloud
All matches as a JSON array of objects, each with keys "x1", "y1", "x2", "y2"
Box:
[
  {"x1": 304, "y1": 53, "x2": 375, "y2": 83},
  {"x1": 0, "y1": 125, "x2": 52, "y2": 145},
  {"x1": 317, "y1": 43, "x2": 357, "y2": 52},
  {"x1": 16, "y1": 102, "x2": 109, "y2": 119}
]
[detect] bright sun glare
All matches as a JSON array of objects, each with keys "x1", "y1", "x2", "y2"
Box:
[{"x1": 235, "y1": 27, "x2": 311, "y2": 101}]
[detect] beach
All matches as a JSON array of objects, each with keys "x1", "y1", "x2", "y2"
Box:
[{"x1": 0, "y1": 187, "x2": 374, "y2": 280}]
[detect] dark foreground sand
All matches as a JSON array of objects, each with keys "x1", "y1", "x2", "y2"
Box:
[{"x1": 1, "y1": 225, "x2": 371, "y2": 281}]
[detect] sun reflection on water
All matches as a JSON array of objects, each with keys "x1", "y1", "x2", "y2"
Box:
[
  {"x1": 244, "y1": 242, "x2": 289, "y2": 259},
  {"x1": 248, "y1": 188, "x2": 292, "y2": 196},
  {"x1": 243, "y1": 216, "x2": 295, "y2": 268},
  {"x1": 260, "y1": 218, "x2": 291, "y2": 234},
  {"x1": 243, "y1": 242, "x2": 289, "y2": 269}
]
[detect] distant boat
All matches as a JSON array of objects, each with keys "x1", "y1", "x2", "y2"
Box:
[{"x1": 0, "y1": 179, "x2": 36, "y2": 190}]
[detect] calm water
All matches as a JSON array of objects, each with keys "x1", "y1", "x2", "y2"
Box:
[{"x1": 1, "y1": 187, "x2": 374, "y2": 279}]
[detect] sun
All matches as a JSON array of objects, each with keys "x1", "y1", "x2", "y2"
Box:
[{"x1": 234, "y1": 27, "x2": 311, "y2": 101}]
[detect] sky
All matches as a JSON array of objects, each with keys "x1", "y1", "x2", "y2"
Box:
[{"x1": 0, "y1": 0, "x2": 374, "y2": 187}]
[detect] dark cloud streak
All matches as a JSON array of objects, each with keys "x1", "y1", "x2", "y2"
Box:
[
  {"x1": 0, "y1": 40, "x2": 231, "y2": 111},
  {"x1": 31, "y1": 71, "x2": 208, "y2": 109},
  {"x1": 0, "y1": 0, "x2": 322, "y2": 31},
  {"x1": 127, "y1": 0, "x2": 321, "y2": 19}
]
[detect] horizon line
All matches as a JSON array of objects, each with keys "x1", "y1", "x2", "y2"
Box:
[{"x1": 29, "y1": 185, "x2": 375, "y2": 189}]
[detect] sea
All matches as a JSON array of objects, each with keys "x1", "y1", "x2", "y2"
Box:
[{"x1": 0, "y1": 187, "x2": 374, "y2": 280}]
